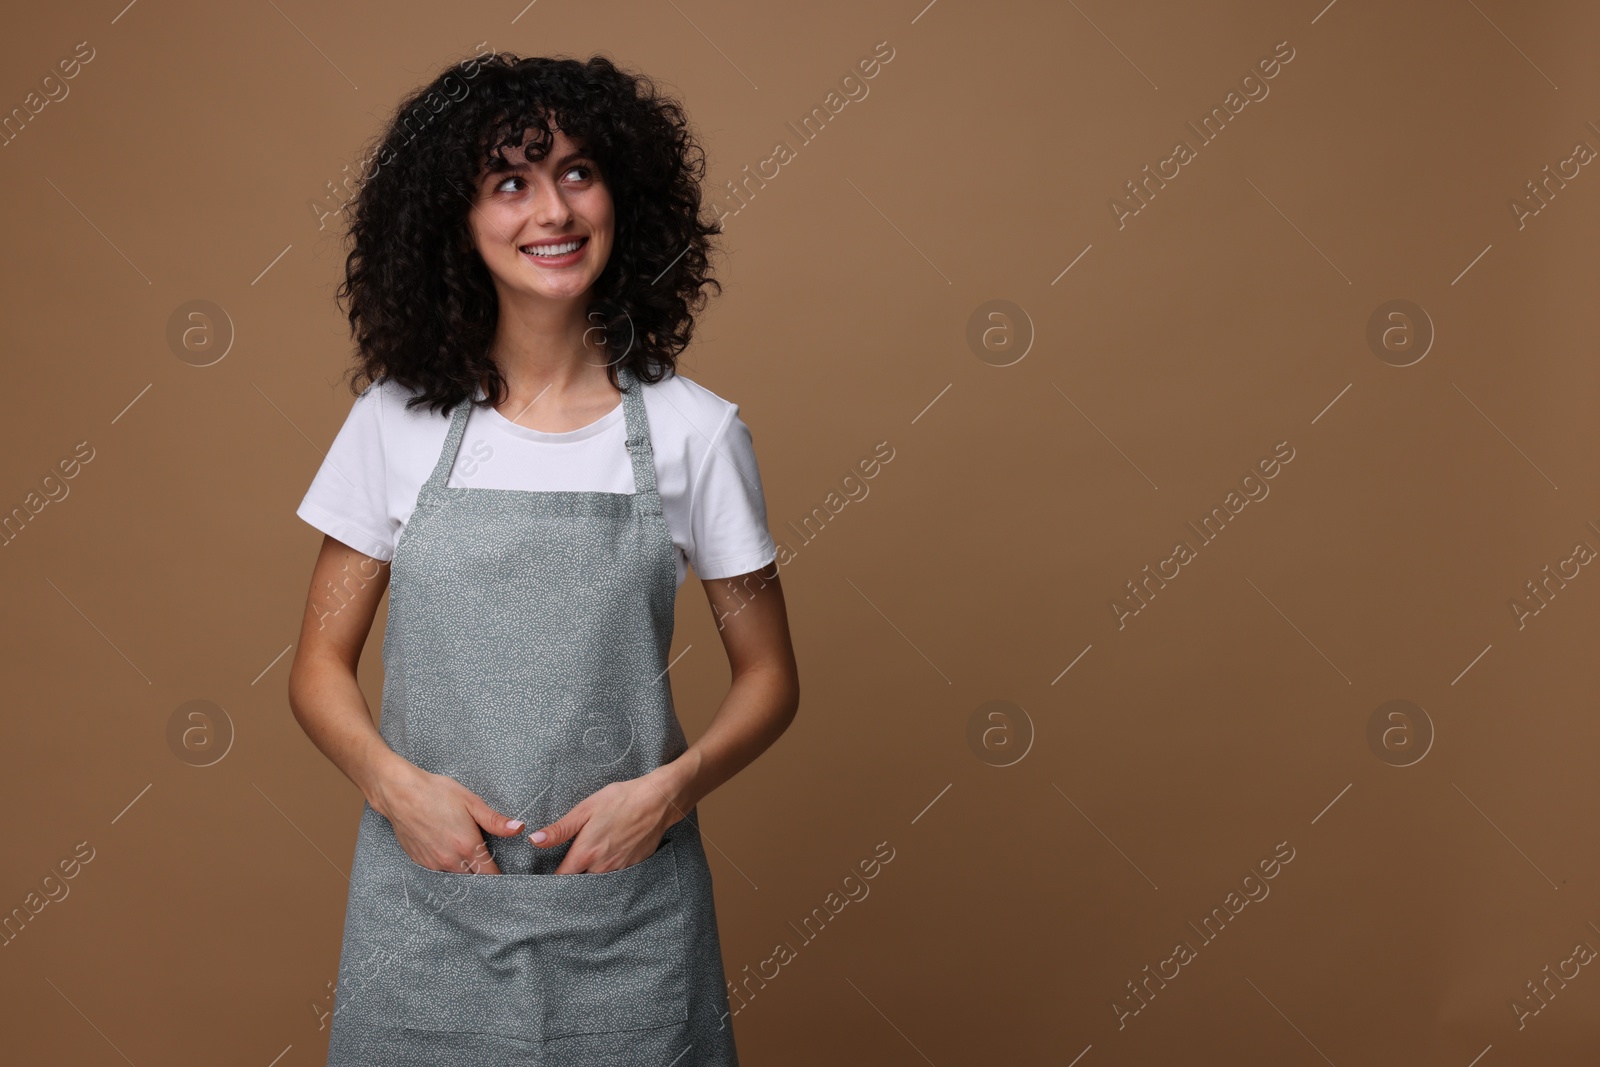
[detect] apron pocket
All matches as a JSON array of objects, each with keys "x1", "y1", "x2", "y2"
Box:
[
  {"x1": 533, "y1": 834, "x2": 690, "y2": 1039},
  {"x1": 397, "y1": 860, "x2": 543, "y2": 1042},
  {"x1": 394, "y1": 832, "x2": 689, "y2": 1043}
]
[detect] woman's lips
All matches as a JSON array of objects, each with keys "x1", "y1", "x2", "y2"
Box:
[{"x1": 519, "y1": 236, "x2": 589, "y2": 268}]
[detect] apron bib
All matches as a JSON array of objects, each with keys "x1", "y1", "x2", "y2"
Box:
[{"x1": 325, "y1": 365, "x2": 740, "y2": 1066}]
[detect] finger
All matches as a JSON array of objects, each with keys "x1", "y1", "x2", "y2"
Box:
[
  {"x1": 467, "y1": 796, "x2": 525, "y2": 838},
  {"x1": 553, "y1": 841, "x2": 640, "y2": 875},
  {"x1": 452, "y1": 838, "x2": 502, "y2": 876},
  {"x1": 529, "y1": 806, "x2": 586, "y2": 849},
  {"x1": 464, "y1": 852, "x2": 502, "y2": 875},
  {"x1": 550, "y1": 836, "x2": 593, "y2": 874}
]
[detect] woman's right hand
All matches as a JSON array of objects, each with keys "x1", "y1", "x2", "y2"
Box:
[
  {"x1": 286, "y1": 537, "x2": 522, "y2": 874},
  {"x1": 369, "y1": 761, "x2": 525, "y2": 875}
]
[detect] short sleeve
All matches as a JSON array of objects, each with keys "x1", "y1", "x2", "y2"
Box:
[
  {"x1": 687, "y1": 405, "x2": 777, "y2": 581},
  {"x1": 296, "y1": 382, "x2": 397, "y2": 560}
]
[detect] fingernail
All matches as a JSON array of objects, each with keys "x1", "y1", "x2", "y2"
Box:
[
  {"x1": 507, "y1": 819, "x2": 524, "y2": 830},
  {"x1": 530, "y1": 830, "x2": 547, "y2": 843}
]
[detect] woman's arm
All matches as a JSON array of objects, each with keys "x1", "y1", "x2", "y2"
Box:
[
  {"x1": 531, "y1": 559, "x2": 800, "y2": 872},
  {"x1": 287, "y1": 534, "x2": 525, "y2": 874},
  {"x1": 662, "y1": 560, "x2": 801, "y2": 812}
]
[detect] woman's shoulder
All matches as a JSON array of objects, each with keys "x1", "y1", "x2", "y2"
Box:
[
  {"x1": 639, "y1": 368, "x2": 747, "y2": 442},
  {"x1": 352, "y1": 376, "x2": 459, "y2": 434},
  {"x1": 324, "y1": 378, "x2": 457, "y2": 482}
]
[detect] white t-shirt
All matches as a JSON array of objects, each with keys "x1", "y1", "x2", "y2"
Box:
[{"x1": 296, "y1": 370, "x2": 778, "y2": 587}]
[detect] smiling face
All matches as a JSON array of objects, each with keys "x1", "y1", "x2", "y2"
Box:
[{"x1": 466, "y1": 125, "x2": 614, "y2": 306}]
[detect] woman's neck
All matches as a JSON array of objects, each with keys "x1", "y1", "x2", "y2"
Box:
[{"x1": 483, "y1": 349, "x2": 619, "y2": 432}]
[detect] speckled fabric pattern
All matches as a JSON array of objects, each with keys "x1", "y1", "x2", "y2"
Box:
[{"x1": 326, "y1": 365, "x2": 740, "y2": 1066}]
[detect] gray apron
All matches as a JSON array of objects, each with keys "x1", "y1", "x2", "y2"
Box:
[{"x1": 325, "y1": 365, "x2": 740, "y2": 1066}]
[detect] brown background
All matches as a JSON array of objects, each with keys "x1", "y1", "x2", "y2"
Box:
[{"x1": 2, "y1": 0, "x2": 1597, "y2": 1063}]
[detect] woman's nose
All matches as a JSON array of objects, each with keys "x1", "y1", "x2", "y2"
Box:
[{"x1": 530, "y1": 181, "x2": 572, "y2": 226}]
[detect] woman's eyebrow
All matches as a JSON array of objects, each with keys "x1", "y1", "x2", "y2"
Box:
[{"x1": 495, "y1": 150, "x2": 591, "y2": 173}]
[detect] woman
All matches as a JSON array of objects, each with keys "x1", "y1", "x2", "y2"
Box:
[{"x1": 287, "y1": 50, "x2": 799, "y2": 1066}]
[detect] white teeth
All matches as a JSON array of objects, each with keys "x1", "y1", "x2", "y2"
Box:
[{"x1": 522, "y1": 239, "x2": 582, "y2": 257}]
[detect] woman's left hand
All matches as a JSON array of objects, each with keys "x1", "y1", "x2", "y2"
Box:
[{"x1": 529, "y1": 769, "x2": 686, "y2": 874}]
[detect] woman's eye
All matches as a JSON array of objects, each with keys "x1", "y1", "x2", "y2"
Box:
[{"x1": 489, "y1": 166, "x2": 595, "y2": 194}]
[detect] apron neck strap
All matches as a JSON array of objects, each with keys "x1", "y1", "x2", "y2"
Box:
[
  {"x1": 424, "y1": 391, "x2": 474, "y2": 494},
  {"x1": 419, "y1": 364, "x2": 660, "y2": 501},
  {"x1": 618, "y1": 363, "x2": 659, "y2": 498}
]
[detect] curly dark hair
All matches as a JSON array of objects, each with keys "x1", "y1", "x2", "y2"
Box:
[{"x1": 333, "y1": 50, "x2": 723, "y2": 415}]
